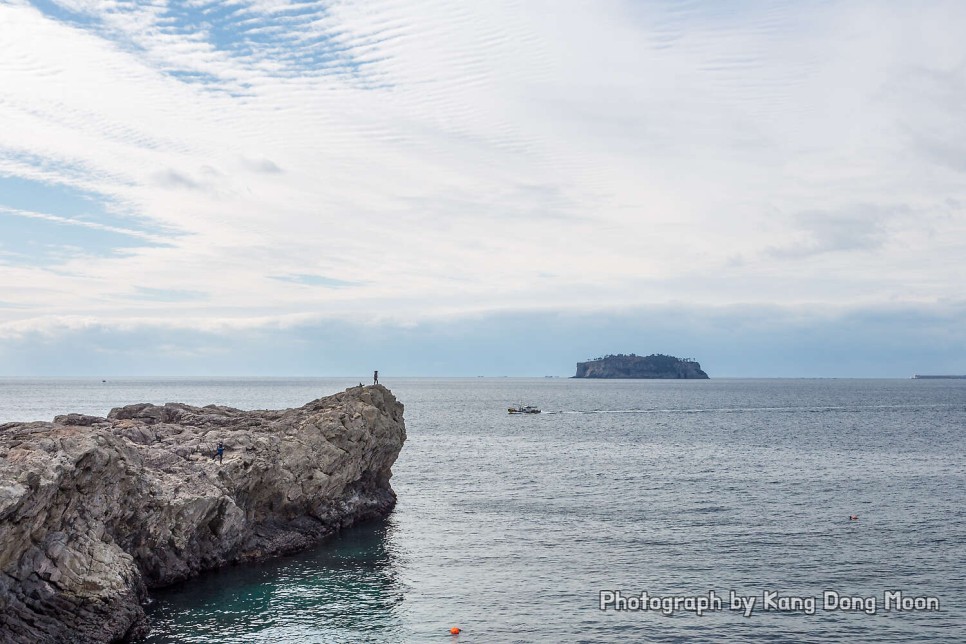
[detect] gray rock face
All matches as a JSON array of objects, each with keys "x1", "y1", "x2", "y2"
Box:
[
  {"x1": 575, "y1": 354, "x2": 709, "y2": 379},
  {"x1": 0, "y1": 385, "x2": 405, "y2": 643}
]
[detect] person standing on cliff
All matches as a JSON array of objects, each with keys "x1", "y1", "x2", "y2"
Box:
[
  {"x1": 216, "y1": 441, "x2": 224, "y2": 464},
  {"x1": 373, "y1": 370, "x2": 379, "y2": 385}
]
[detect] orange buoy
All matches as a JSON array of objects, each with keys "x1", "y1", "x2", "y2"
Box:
[
  {"x1": 849, "y1": 515, "x2": 858, "y2": 521},
  {"x1": 450, "y1": 626, "x2": 461, "y2": 635}
]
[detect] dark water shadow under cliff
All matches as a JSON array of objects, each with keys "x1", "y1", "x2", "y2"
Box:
[{"x1": 140, "y1": 518, "x2": 404, "y2": 643}]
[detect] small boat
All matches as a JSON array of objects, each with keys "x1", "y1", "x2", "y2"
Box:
[{"x1": 508, "y1": 405, "x2": 541, "y2": 414}]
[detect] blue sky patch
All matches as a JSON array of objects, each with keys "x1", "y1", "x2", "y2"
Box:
[
  {"x1": 165, "y1": 1, "x2": 367, "y2": 79},
  {"x1": 0, "y1": 210, "x2": 159, "y2": 267},
  {"x1": 30, "y1": 0, "x2": 100, "y2": 28},
  {"x1": 2, "y1": 174, "x2": 107, "y2": 218},
  {"x1": 32, "y1": 0, "x2": 370, "y2": 84},
  {"x1": 271, "y1": 274, "x2": 360, "y2": 288},
  {"x1": 0, "y1": 174, "x2": 162, "y2": 234}
]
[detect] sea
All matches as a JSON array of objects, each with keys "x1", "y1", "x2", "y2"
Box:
[{"x1": 1, "y1": 377, "x2": 964, "y2": 643}]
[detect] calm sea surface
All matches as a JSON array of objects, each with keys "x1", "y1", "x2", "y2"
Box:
[{"x1": 1, "y1": 377, "x2": 964, "y2": 643}]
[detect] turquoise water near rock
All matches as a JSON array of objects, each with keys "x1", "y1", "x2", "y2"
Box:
[{"x1": 2, "y1": 377, "x2": 964, "y2": 642}]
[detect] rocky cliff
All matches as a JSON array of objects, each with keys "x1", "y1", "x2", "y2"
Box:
[
  {"x1": 574, "y1": 354, "x2": 709, "y2": 379},
  {"x1": 0, "y1": 385, "x2": 405, "y2": 643}
]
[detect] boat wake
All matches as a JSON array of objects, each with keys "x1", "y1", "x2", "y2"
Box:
[{"x1": 541, "y1": 403, "x2": 951, "y2": 415}]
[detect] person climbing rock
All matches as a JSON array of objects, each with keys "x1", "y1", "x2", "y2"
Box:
[{"x1": 216, "y1": 441, "x2": 224, "y2": 464}]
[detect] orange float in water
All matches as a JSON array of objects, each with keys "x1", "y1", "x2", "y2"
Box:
[{"x1": 450, "y1": 627, "x2": 462, "y2": 635}]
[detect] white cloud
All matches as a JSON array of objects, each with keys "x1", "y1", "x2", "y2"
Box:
[{"x1": 1, "y1": 0, "x2": 965, "y2": 334}]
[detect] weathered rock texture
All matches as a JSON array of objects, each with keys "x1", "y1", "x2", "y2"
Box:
[
  {"x1": 575, "y1": 353, "x2": 709, "y2": 379},
  {"x1": 0, "y1": 385, "x2": 405, "y2": 643}
]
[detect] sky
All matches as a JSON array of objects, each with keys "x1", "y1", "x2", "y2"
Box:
[{"x1": 1, "y1": 0, "x2": 964, "y2": 377}]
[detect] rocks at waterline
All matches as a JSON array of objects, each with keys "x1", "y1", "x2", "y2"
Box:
[{"x1": 0, "y1": 384, "x2": 405, "y2": 643}]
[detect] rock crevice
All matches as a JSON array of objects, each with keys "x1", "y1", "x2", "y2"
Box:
[{"x1": 0, "y1": 384, "x2": 405, "y2": 643}]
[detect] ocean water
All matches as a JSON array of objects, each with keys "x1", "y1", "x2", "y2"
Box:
[{"x1": 1, "y1": 377, "x2": 964, "y2": 643}]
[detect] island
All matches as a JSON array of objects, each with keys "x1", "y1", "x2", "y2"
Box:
[
  {"x1": 0, "y1": 385, "x2": 405, "y2": 643},
  {"x1": 574, "y1": 353, "x2": 709, "y2": 379}
]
